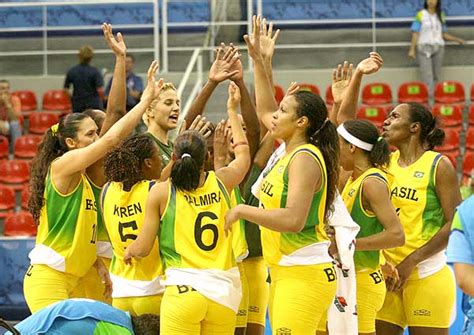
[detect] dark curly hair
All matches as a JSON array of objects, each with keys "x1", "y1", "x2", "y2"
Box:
[
  {"x1": 104, "y1": 134, "x2": 159, "y2": 191},
  {"x1": 28, "y1": 113, "x2": 91, "y2": 224}
]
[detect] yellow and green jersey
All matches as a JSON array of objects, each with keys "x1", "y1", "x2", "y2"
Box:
[
  {"x1": 342, "y1": 168, "x2": 388, "y2": 271},
  {"x1": 385, "y1": 150, "x2": 445, "y2": 266},
  {"x1": 145, "y1": 132, "x2": 173, "y2": 167},
  {"x1": 231, "y1": 186, "x2": 248, "y2": 261},
  {"x1": 101, "y1": 180, "x2": 163, "y2": 286},
  {"x1": 160, "y1": 171, "x2": 238, "y2": 270},
  {"x1": 31, "y1": 169, "x2": 97, "y2": 277},
  {"x1": 87, "y1": 177, "x2": 111, "y2": 258},
  {"x1": 259, "y1": 143, "x2": 329, "y2": 266}
]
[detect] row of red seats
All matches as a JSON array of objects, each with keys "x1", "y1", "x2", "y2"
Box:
[
  {"x1": 357, "y1": 104, "x2": 474, "y2": 129},
  {"x1": 0, "y1": 185, "x2": 30, "y2": 216},
  {"x1": 275, "y1": 81, "x2": 472, "y2": 107},
  {"x1": 0, "y1": 135, "x2": 42, "y2": 160},
  {"x1": 12, "y1": 89, "x2": 71, "y2": 115},
  {"x1": 0, "y1": 212, "x2": 36, "y2": 236}
]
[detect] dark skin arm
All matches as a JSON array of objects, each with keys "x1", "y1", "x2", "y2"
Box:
[{"x1": 390, "y1": 157, "x2": 462, "y2": 291}]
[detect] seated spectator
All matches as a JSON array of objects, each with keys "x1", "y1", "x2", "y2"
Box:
[
  {"x1": 0, "y1": 80, "x2": 22, "y2": 151},
  {"x1": 64, "y1": 45, "x2": 104, "y2": 113},
  {"x1": 4, "y1": 299, "x2": 160, "y2": 335},
  {"x1": 105, "y1": 54, "x2": 143, "y2": 111},
  {"x1": 447, "y1": 195, "x2": 474, "y2": 335}
]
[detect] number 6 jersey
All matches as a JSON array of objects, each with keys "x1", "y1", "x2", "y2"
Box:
[{"x1": 101, "y1": 180, "x2": 164, "y2": 298}]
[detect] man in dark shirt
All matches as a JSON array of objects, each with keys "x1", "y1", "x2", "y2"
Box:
[
  {"x1": 64, "y1": 45, "x2": 104, "y2": 113},
  {"x1": 105, "y1": 54, "x2": 143, "y2": 111}
]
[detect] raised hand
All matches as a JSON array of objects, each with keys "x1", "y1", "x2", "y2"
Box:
[
  {"x1": 260, "y1": 18, "x2": 280, "y2": 61},
  {"x1": 243, "y1": 15, "x2": 263, "y2": 60},
  {"x1": 227, "y1": 81, "x2": 241, "y2": 111},
  {"x1": 209, "y1": 43, "x2": 240, "y2": 84},
  {"x1": 226, "y1": 43, "x2": 244, "y2": 81},
  {"x1": 141, "y1": 60, "x2": 163, "y2": 103},
  {"x1": 356, "y1": 52, "x2": 383, "y2": 75},
  {"x1": 188, "y1": 115, "x2": 213, "y2": 139},
  {"x1": 102, "y1": 23, "x2": 127, "y2": 57},
  {"x1": 332, "y1": 61, "x2": 353, "y2": 104},
  {"x1": 284, "y1": 81, "x2": 300, "y2": 98},
  {"x1": 213, "y1": 120, "x2": 229, "y2": 168}
]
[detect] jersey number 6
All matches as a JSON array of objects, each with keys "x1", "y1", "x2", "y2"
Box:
[{"x1": 194, "y1": 211, "x2": 219, "y2": 251}]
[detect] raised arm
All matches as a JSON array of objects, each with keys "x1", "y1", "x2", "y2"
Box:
[
  {"x1": 337, "y1": 52, "x2": 383, "y2": 125},
  {"x1": 225, "y1": 152, "x2": 321, "y2": 233},
  {"x1": 216, "y1": 82, "x2": 250, "y2": 191},
  {"x1": 393, "y1": 157, "x2": 462, "y2": 290},
  {"x1": 123, "y1": 182, "x2": 167, "y2": 262},
  {"x1": 53, "y1": 61, "x2": 162, "y2": 180},
  {"x1": 244, "y1": 15, "x2": 279, "y2": 132},
  {"x1": 355, "y1": 177, "x2": 405, "y2": 251},
  {"x1": 100, "y1": 23, "x2": 127, "y2": 135},
  {"x1": 329, "y1": 61, "x2": 353, "y2": 124},
  {"x1": 184, "y1": 45, "x2": 239, "y2": 127}
]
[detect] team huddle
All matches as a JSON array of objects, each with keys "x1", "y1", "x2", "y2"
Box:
[{"x1": 18, "y1": 16, "x2": 461, "y2": 335}]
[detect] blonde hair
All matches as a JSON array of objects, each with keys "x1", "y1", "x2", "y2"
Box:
[
  {"x1": 79, "y1": 45, "x2": 94, "y2": 64},
  {"x1": 144, "y1": 82, "x2": 177, "y2": 124}
]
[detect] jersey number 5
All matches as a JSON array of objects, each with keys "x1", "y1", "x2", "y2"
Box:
[
  {"x1": 194, "y1": 211, "x2": 219, "y2": 251},
  {"x1": 119, "y1": 220, "x2": 138, "y2": 242}
]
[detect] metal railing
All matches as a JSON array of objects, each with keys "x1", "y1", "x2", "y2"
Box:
[{"x1": 0, "y1": 0, "x2": 159, "y2": 76}]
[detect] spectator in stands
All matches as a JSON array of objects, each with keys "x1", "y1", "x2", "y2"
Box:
[
  {"x1": 64, "y1": 45, "x2": 104, "y2": 113},
  {"x1": 105, "y1": 54, "x2": 143, "y2": 112},
  {"x1": 408, "y1": 0, "x2": 466, "y2": 95},
  {"x1": 447, "y1": 195, "x2": 474, "y2": 335},
  {"x1": 4, "y1": 299, "x2": 159, "y2": 335},
  {"x1": 0, "y1": 79, "x2": 22, "y2": 151}
]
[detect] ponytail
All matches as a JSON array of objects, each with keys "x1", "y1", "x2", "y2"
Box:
[
  {"x1": 407, "y1": 103, "x2": 445, "y2": 150},
  {"x1": 29, "y1": 113, "x2": 90, "y2": 224},
  {"x1": 171, "y1": 130, "x2": 207, "y2": 191}
]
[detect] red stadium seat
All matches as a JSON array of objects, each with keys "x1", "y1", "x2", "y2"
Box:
[
  {"x1": 432, "y1": 104, "x2": 463, "y2": 130},
  {"x1": 437, "y1": 128, "x2": 460, "y2": 155},
  {"x1": 4, "y1": 212, "x2": 37, "y2": 236},
  {"x1": 274, "y1": 85, "x2": 285, "y2": 104},
  {"x1": 12, "y1": 90, "x2": 37, "y2": 111},
  {"x1": 362, "y1": 82, "x2": 393, "y2": 105},
  {"x1": 0, "y1": 185, "x2": 15, "y2": 219},
  {"x1": 298, "y1": 83, "x2": 320, "y2": 95},
  {"x1": 465, "y1": 127, "x2": 474, "y2": 152},
  {"x1": 434, "y1": 81, "x2": 465, "y2": 107},
  {"x1": 468, "y1": 105, "x2": 474, "y2": 126},
  {"x1": 325, "y1": 85, "x2": 334, "y2": 105},
  {"x1": 21, "y1": 184, "x2": 30, "y2": 210},
  {"x1": 0, "y1": 159, "x2": 30, "y2": 190},
  {"x1": 42, "y1": 90, "x2": 72, "y2": 112},
  {"x1": 28, "y1": 112, "x2": 59, "y2": 135},
  {"x1": 356, "y1": 106, "x2": 387, "y2": 128},
  {"x1": 0, "y1": 135, "x2": 8, "y2": 160},
  {"x1": 471, "y1": 84, "x2": 474, "y2": 102},
  {"x1": 14, "y1": 135, "x2": 42, "y2": 159},
  {"x1": 398, "y1": 81, "x2": 429, "y2": 104},
  {"x1": 463, "y1": 151, "x2": 474, "y2": 176}
]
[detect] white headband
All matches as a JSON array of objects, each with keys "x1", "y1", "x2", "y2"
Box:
[
  {"x1": 337, "y1": 124, "x2": 374, "y2": 151},
  {"x1": 181, "y1": 153, "x2": 191, "y2": 159}
]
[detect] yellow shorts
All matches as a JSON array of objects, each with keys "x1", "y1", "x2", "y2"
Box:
[
  {"x1": 376, "y1": 265, "x2": 456, "y2": 328},
  {"x1": 71, "y1": 258, "x2": 111, "y2": 304},
  {"x1": 243, "y1": 256, "x2": 269, "y2": 326},
  {"x1": 113, "y1": 295, "x2": 162, "y2": 316},
  {"x1": 23, "y1": 264, "x2": 80, "y2": 313},
  {"x1": 160, "y1": 285, "x2": 237, "y2": 335},
  {"x1": 236, "y1": 262, "x2": 249, "y2": 328},
  {"x1": 317, "y1": 267, "x2": 386, "y2": 333},
  {"x1": 269, "y1": 263, "x2": 337, "y2": 335}
]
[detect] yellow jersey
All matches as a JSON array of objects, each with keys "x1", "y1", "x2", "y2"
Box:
[
  {"x1": 101, "y1": 180, "x2": 163, "y2": 293},
  {"x1": 385, "y1": 150, "x2": 444, "y2": 266},
  {"x1": 160, "y1": 171, "x2": 237, "y2": 270},
  {"x1": 259, "y1": 143, "x2": 329, "y2": 266},
  {"x1": 30, "y1": 169, "x2": 97, "y2": 277},
  {"x1": 342, "y1": 168, "x2": 388, "y2": 271}
]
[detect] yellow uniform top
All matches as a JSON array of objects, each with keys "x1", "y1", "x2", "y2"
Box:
[
  {"x1": 101, "y1": 180, "x2": 163, "y2": 282},
  {"x1": 385, "y1": 150, "x2": 444, "y2": 266},
  {"x1": 259, "y1": 143, "x2": 329, "y2": 266},
  {"x1": 342, "y1": 167, "x2": 389, "y2": 271},
  {"x1": 160, "y1": 171, "x2": 238, "y2": 270},
  {"x1": 31, "y1": 169, "x2": 97, "y2": 277}
]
